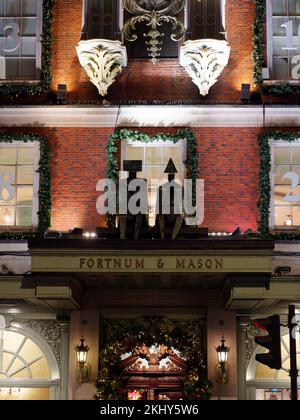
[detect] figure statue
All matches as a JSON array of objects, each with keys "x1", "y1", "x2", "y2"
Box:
[
  {"x1": 155, "y1": 158, "x2": 184, "y2": 240},
  {"x1": 118, "y1": 160, "x2": 148, "y2": 240}
]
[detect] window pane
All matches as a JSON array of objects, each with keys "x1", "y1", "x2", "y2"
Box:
[
  {"x1": 17, "y1": 187, "x2": 33, "y2": 204},
  {"x1": 292, "y1": 147, "x2": 300, "y2": 163},
  {"x1": 274, "y1": 147, "x2": 290, "y2": 164},
  {"x1": 18, "y1": 146, "x2": 34, "y2": 164},
  {"x1": 0, "y1": 147, "x2": 17, "y2": 164},
  {"x1": 146, "y1": 166, "x2": 164, "y2": 182},
  {"x1": 17, "y1": 165, "x2": 33, "y2": 184},
  {"x1": 163, "y1": 147, "x2": 181, "y2": 166},
  {"x1": 145, "y1": 147, "x2": 162, "y2": 165},
  {"x1": 5, "y1": 59, "x2": 19, "y2": 78},
  {"x1": 21, "y1": 38, "x2": 36, "y2": 56},
  {"x1": 23, "y1": 0, "x2": 37, "y2": 16},
  {"x1": 126, "y1": 146, "x2": 143, "y2": 161},
  {"x1": 274, "y1": 185, "x2": 289, "y2": 204},
  {"x1": 292, "y1": 206, "x2": 300, "y2": 225},
  {"x1": 272, "y1": 0, "x2": 287, "y2": 15},
  {"x1": 289, "y1": 0, "x2": 300, "y2": 15},
  {"x1": 0, "y1": 206, "x2": 15, "y2": 225},
  {"x1": 275, "y1": 205, "x2": 292, "y2": 225},
  {"x1": 20, "y1": 58, "x2": 35, "y2": 78},
  {"x1": 16, "y1": 206, "x2": 32, "y2": 225},
  {"x1": 274, "y1": 165, "x2": 291, "y2": 184},
  {"x1": 6, "y1": 0, "x2": 21, "y2": 16},
  {"x1": 0, "y1": 165, "x2": 16, "y2": 182},
  {"x1": 21, "y1": 18, "x2": 36, "y2": 35}
]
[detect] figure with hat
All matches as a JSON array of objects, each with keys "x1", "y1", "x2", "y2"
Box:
[{"x1": 155, "y1": 158, "x2": 184, "y2": 240}]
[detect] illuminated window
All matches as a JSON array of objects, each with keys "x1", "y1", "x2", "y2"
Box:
[
  {"x1": 0, "y1": 327, "x2": 52, "y2": 400},
  {"x1": 0, "y1": 0, "x2": 42, "y2": 81},
  {"x1": 121, "y1": 139, "x2": 186, "y2": 226},
  {"x1": 266, "y1": 0, "x2": 300, "y2": 81},
  {"x1": 0, "y1": 142, "x2": 39, "y2": 228}
]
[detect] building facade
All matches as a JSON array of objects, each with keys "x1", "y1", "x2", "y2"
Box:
[{"x1": 0, "y1": 0, "x2": 300, "y2": 400}]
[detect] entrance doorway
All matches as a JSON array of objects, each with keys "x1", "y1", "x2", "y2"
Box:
[{"x1": 122, "y1": 343, "x2": 187, "y2": 400}]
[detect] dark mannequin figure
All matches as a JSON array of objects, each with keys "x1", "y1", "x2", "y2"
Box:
[
  {"x1": 118, "y1": 160, "x2": 148, "y2": 240},
  {"x1": 156, "y1": 158, "x2": 184, "y2": 240}
]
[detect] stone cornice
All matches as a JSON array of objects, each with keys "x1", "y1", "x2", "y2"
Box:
[{"x1": 1, "y1": 105, "x2": 300, "y2": 128}]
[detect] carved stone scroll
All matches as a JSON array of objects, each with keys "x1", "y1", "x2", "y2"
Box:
[{"x1": 76, "y1": 39, "x2": 127, "y2": 97}]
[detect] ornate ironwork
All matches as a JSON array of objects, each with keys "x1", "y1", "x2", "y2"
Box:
[{"x1": 123, "y1": 0, "x2": 185, "y2": 63}]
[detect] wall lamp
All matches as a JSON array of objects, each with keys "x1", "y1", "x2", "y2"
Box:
[
  {"x1": 215, "y1": 337, "x2": 230, "y2": 384},
  {"x1": 75, "y1": 337, "x2": 90, "y2": 383}
]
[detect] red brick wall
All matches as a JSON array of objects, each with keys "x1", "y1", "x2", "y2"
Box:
[
  {"x1": 50, "y1": 0, "x2": 255, "y2": 104},
  {"x1": 1, "y1": 126, "x2": 262, "y2": 233}
]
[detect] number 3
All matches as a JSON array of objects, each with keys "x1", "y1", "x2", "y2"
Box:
[{"x1": 2, "y1": 22, "x2": 20, "y2": 53}]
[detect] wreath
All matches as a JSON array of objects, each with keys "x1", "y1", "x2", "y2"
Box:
[{"x1": 95, "y1": 321, "x2": 211, "y2": 400}]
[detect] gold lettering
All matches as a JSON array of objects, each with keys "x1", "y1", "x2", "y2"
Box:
[
  {"x1": 113, "y1": 258, "x2": 121, "y2": 269},
  {"x1": 187, "y1": 259, "x2": 196, "y2": 269},
  {"x1": 125, "y1": 258, "x2": 132, "y2": 269},
  {"x1": 215, "y1": 259, "x2": 223, "y2": 269},
  {"x1": 205, "y1": 259, "x2": 212, "y2": 269},
  {"x1": 104, "y1": 258, "x2": 112, "y2": 269},
  {"x1": 80, "y1": 258, "x2": 86, "y2": 268},
  {"x1": 136, "y1": 259, "x2": 144, "y2": 269},
  {"x1": 87, "y1": 258, "x2": 95, "y2": 269},
  {"x1": 176, "y1": 259, "x2": 186, "y2": 269}
]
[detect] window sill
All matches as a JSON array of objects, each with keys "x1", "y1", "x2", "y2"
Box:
[
  {"x1": 263, "y1": 80, "x2": 300, "y2": 86},
  {"x1": 0, "y1": 80, "x2": 41, "y2": 85},
  {"x1": 0, "y1": 226, "x2": 36, "y2": 232}
]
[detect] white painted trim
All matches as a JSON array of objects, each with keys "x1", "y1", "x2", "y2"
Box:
[{"x1": 1, "y1": 105, "x2": 300, "y2": 128}]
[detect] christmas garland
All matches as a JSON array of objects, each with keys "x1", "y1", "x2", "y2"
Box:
[
  {"x1": 0, "y1": 0, "x2": 55, "y2": 97},
  {"x1": 95, "y1": 322, "x2": 211, "y2": 400},
  {"x1": 253, "y1": 0, "x2": 300, "y2": 96},
  {"x1": 0, "y1": 132, "x2": 51, "y2": 240},
  {"x1": 258, "y1": 131, "x2": 300, "y2": 239},
  {"x1": 106, "y1": 128, "x2": 199, "y2": 227}
]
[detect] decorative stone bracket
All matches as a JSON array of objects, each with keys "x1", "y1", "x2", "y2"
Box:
[
  {"x1": 76, "y1": 39, "x2": 127, "y2": 97},
  {"x1": 180, "y1": 39, "x2": 230, "y2": 97}
]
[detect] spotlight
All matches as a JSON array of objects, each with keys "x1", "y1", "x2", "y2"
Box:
[
  {"x1": 240, "y1": 84, "x2": 251, "y2": 104},
  {"x1": 83, "y1": 232, "x2": 97, "y2": 239},
  {"x1": 274, "y1": 266, "x2": 291, "y2": 276},
  {"x1": 57, "y1": 84, "x2": 67, "y2": 104},
  {"x1": 44, "y1": 230, "x2": 62, "y2": 239}
]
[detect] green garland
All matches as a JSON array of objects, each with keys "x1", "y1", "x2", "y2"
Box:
[
  {"x1": 253, "y1": 0, "x2": 300, "y2": 96},
  {"x1": 0, "y1": 132, "x2": 51, "y2": 240},
  {"x1": 0, "y1": 0, "x2": 55, "y2": 97},
  {"x1": 253, "y1": 0, "x2": 265, "y2": 86},
  {"x1": 258, "y1": 131, "x2": 300, "y2": 239},
  {"x1": 106, "y1": 128, "x2": 199, "y2": 227},
  {"x1": 95, "y1": 323, "x2": 211, "y2": 400}
]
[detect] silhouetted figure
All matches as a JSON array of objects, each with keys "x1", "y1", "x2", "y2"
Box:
[
  {"x1": 118, "y1": 160, "x2": 148, "y2": 240},
  {"x1": 156, "y1": 159, "x2": 184, "y2": 240}
]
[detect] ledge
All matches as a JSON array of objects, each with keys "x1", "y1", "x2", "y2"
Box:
[{"x1": 1, "y1": 105, "x2": 300, "y2": 128}]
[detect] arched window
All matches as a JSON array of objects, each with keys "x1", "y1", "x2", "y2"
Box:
[
  {"x1": 0, "y1": 317, "x2": 60, "y2": 400},
  {"x1": 247, "y1": 331, "x2": 300, "y2": 400}
]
